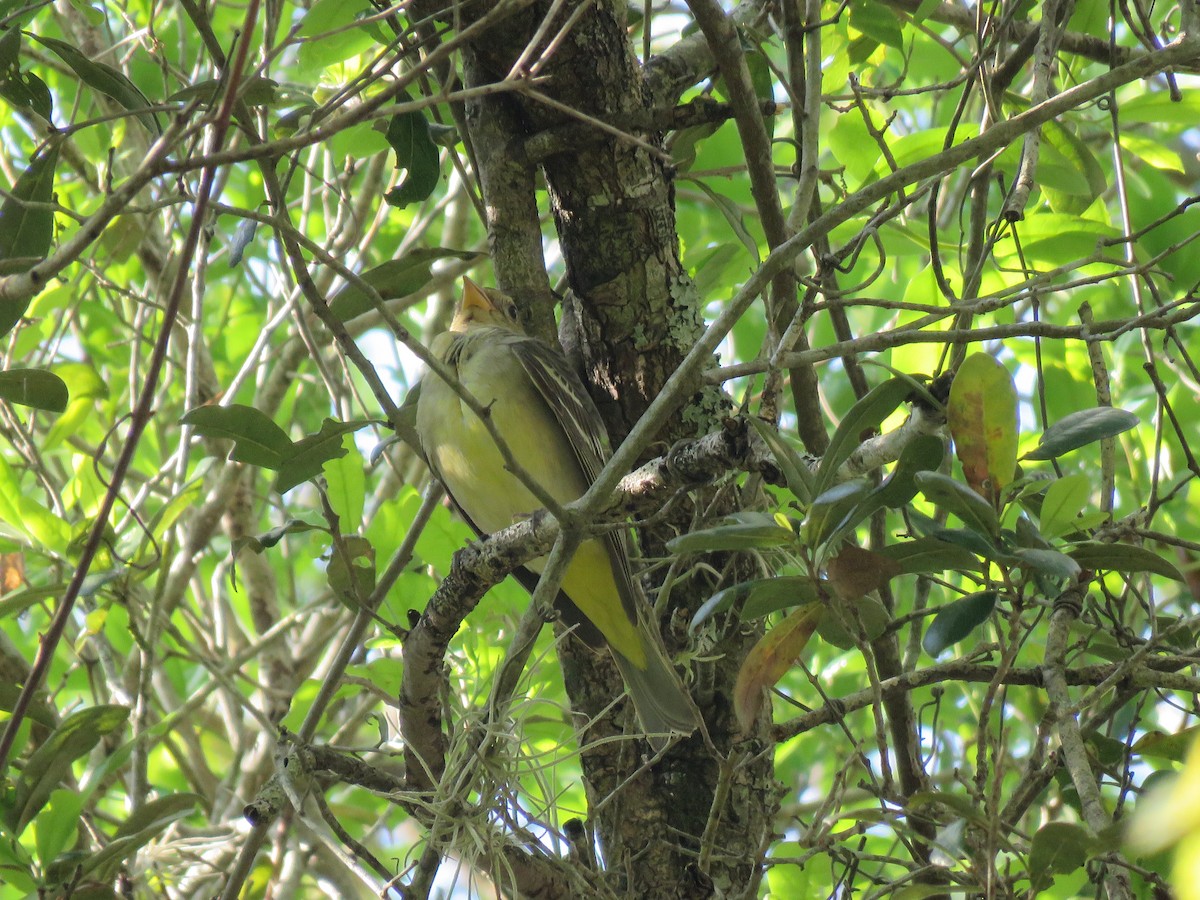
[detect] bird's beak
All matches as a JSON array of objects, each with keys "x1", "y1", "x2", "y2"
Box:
[{"x1": 461, "y1": 278, "x2": 495, "y2": 315}]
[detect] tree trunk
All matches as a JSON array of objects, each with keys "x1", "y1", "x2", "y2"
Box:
[{"x1": 416, "y1": 1, "x2": 779, "y2": 895}]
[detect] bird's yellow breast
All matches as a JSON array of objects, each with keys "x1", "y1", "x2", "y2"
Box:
[
  {"x1": 420, "y1": 336, "x2": 587, "y2": 533},
  {"x1": 416, "y1": 329, "x2": 644, "y2": 665}
]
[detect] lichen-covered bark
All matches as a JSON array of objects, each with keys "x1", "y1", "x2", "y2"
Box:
[{"x1": 413, "y1": 1, "x2": 776, "y2": 896}]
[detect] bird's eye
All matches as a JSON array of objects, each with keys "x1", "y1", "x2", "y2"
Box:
[{"x1": 504, "y1": 303, "x2": 520, "y2": 322}]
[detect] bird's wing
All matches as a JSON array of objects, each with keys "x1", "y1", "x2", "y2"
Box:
[
  {"x1": 418, "y1": 330, "x2": 607, "y2": 646},
  {"x1": 506, "y1": 333, "x2": 644, "y2": 625}
]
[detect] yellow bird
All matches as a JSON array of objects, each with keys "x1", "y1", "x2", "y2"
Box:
[{"x1": 415, "y1": 278, "x2": 698, "y2": 744}]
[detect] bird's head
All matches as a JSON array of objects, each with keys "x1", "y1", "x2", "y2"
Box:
[{"x1": 450, "y1": 278, "x2": 523, "y2": 334}]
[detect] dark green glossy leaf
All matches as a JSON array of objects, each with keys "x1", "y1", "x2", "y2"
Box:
[
  {"x1": 0, "y1": 67, "x2": 51, "y2": 119},
  {"x1": 0, "y1": 367, "x2": 67, "y2": 412},
  {"x1": 1011, "y1": 547, "x2": 1081, "y2": 580},
  {"x1": 1025, "y1": 407, "x2": 1139, "y2": 460},
  {"x1": 1068, "y1": 541, "x2": 1185, "y2": 582},
  {"x1": 922, "y1": 590, "x2": 999, "y2": 656},
  {"x1": 29, "y1": 35, "x2": 160, "y2": 135},
  {"x1": 817, "y1": 594, "x2": 890, "y2": 649},
  {"x1": 914, "y1": 471, "x2": 1001, "y2": 537},
  {"x1": 384, "y1": 107, "x2": 440, "y2": 209},
  {"x1": 872, "y1": 433, "x2": 946, "y2": 508},
  {"x1": 927, "y1": 527, "x2": 1004, "y2": 562},
  {"x1": 875, "y1": 536, "x2": 981, "y2": 574},
  {"x1": 0, "y1": 25, "x2": 16, "y2": 69},
  {"x1": 1013, "y1": 514, "x2": 1053, "y2": 549},
  {"x1": 0, "y1": 29, "x2": 52, "y2": 120},
  {"x1": 0, "y1": 141, "x2": 59, "y2": 292},
  {"x1": 747, "y1": 49, "x2": 774, "y2": 141},
  {"x1": 690, "y1": 576, "x2": 819, "y2": 630},
  {"x1": 329, "y1": 249, "x2": 484, "y2": 322},
  {"x1": 667, "y1": 520, "x2": 794, "y2": 553},
  {"x1": 181, "y1": 404, "x2": 294, "y2": 469},
  {"x1": 803, "y1": 478, "x2": 870, "y2": 547}
]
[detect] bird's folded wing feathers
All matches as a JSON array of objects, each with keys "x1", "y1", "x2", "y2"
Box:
[{"x1": 507, "y1": 334, "x2": 645, "y2": 625}]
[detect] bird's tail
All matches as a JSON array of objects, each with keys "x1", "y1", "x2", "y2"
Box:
[{"x1": 612, "y1": 638, "x2": 700, "y2": 750}]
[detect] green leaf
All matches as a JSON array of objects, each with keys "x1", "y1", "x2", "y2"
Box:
[
  {"x1": 875, "y1": 536, "x2": 982, "y2": 574},
  {"x1": 28, "y1": 35, "x2": 159, "y2": 135},
  {"x1": 1132, "y1": 725, "x2": 1200, "y2": 763},
  {"x1": 34, "y1": 790, "x2": 83, "y2": 866},
  {"x1": 327, "y1": 534, "x2": 375, "y2": 611},
  {"x1": 1028, "y1": 821, "x2": 1094, "y2": 889},
  {"x1": 1024, "y1": 407, "x2": 1140, "y2": 460},
  {"x1": 181, "y1": 404, "x2": 294, "y2": 469},
  {"x1": 0, "y1": 455, "x2": 71, "y2": 554},
  {"x1": 669, "y1": 121, "x2": 721, "y2": 174},
  {"x1": 849, "y1": 0, "x2": 904, "y2": 49},
  {"x1": 168, "y1": 75, "x2": 279, "y2": 107},
  {"x1": 275, "y1": 418, "x2": 374, "y2": 494},
  {"x1": 7, "y1": 705, "x2": 129, "y2": 833},
  {"x1": 914, "y1": 471, "x2": 1002, "y2": 537},
  {"x1": 42, "y1": 363, "x2": 107, "y2": 453},
  {"x1": 0, "y1": 24, "x2": 16, "y2": 69},
  {"x1": 667, "y1": 519, "x2": 795, "y2": 553},
  {"x1": 927, "y1": 527, "x2": 1004, "y2": 562},
  {"x1": 0, "y1": 28, "x2": 52, "y2": 120},
  {"x1": 0, "y1": 141, "x2": 59, "y2": 291},
  {"x1": 1038, "y1": 473, "x2": 1092, "y2": 539},
  {"x1": 0, "y1": 367, "x2": 67, "y2": 412},
  {"x1": 232, "y1": 518, "x2": 324, "y2": 559},
  {"x1": 0, "y1": 67, "x2": 51, "y2": 120},
  {"x1": 384, "y1": 106, "x2": 441, "y2": 209},
  {"x1": 323, "y1": 436, "x2": 365, "y2": 533},
  {"x1": 816, "y1": 594, "x2": 890, "y2": 649},
  {"x1": 749, "y1": 417, "x2": 814, "y2": 504},
  {"x1": 813, "y1": 377, "x2": 913, "y2": 498},
  {"x1": 922, "y1": 590, "x2": 999, "y2": 657},
  {"x1": 871, "y1": 433, "x2": 946, "y2": 508},
  {"x1": 690, "y1": 576, "x2": 819, "y2": 630},
  {"x1": 687, "y1": 178, "x2": 760, "y2": 263},
  {"x1": 296, "y1": 0, "x2": 375, "y2": 70},
  {"x1": 328, "y1": 249, "x2": 484, "y2": 322},
  {"x1": 803, "y1": 478, "x2": 871, "y2": 547},
  {"x1": 746, "y1": 49, "x2": 774, "y2": 141},
  {"x1": 1067, "y1": 541, "x2": 1186, "y2": 582},
  {"x1": 911, "y1": 0, "x2": 942, "y2": 24},
  {"x1": 947, "y1": 353, "x2": 1018, "y2": 502},
  {"x1": 1041, "y1": 121, "x2": 1107, "y2": 212},
  {"x1": 1011, "y1": 547, "x2": 1081, "y2": 580}
]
